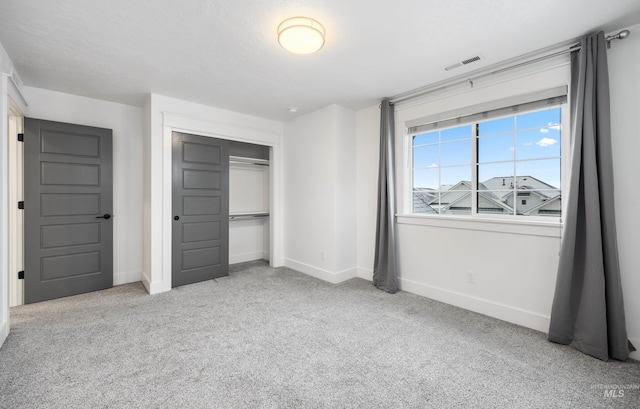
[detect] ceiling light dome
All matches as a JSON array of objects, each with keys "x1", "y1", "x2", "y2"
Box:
[{"x1": 277, "y1": 17, "x2": 325, "y2": 54}]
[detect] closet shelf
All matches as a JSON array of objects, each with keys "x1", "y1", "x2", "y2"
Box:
[
  {"x1": 229, "y1": 212, "x2": 269, "y2": 221},
  {"x1": 229, "y1": 156, "x2": 269, "y2": 166}
]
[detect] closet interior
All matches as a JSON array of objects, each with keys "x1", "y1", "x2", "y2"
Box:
[{"x1": 228, "y1": 141, "x2": 270, "y2": 264}]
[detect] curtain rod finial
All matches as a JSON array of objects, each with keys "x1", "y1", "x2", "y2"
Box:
[{"x1": 606, "y1": 29, "x2": 631, "y2": 48}]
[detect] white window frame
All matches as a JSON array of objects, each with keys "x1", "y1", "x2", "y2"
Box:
[
  {"x1": 396, "y1": 60, "x2": 571, "y2": 233},
  {"x1": 407, "y1": 102, "x2": 567, "y2": 222}
]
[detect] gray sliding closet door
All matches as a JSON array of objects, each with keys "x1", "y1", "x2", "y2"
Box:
[
  {"x1": 172, "y1": 132, "x2": 229, "y2": 287},
  {"x1": 24, "y1": 118, "x2": 113, "y2": 303}
]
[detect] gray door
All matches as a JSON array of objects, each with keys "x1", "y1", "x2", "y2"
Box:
[
  {"x1": 24, "y1": 118, "x2": 113, "y2": 304},
  {"x1": 172, "y1": 132, "x2": 229, "y2": 287}
]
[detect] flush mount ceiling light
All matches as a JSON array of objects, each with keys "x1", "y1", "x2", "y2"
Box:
[{"x1": 277, "y1": 17, "x2": 325, "y2": 54}]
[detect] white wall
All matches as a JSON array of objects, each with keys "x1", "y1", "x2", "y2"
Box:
[
  {"x1": 144, "y1": 94, "x2": 283, "y2": 294},
  {"x1": 392, "y1": 63, "x2": 569, "y2": 333},
  {"x1": 354, "y1": 29, "x2": 640, "y2": 360},
  {"x1": 608, "y1": 23, "x2": 640, "y2": 360},
  {"x1": 142, "y1": 95, "x2": 152, "y2": 294},
  {"x1": 142, "y1": 95, "x2": 162, "y2": 293},
  {"x1": 283, "y1": 104, "x2": 357, "y2": 283},
  {"x1": 332, "y1": 105, "x2": 357, "y2": 273},
  {"x1": 355, "y1": 105, "x2": 380, "y2": 280},
  {"x1": 357, "y1": 66, "x2": 568, "y2": 325},
  {"x1": 23, "y1": 87, "x2": 144, "y2": 286},
  {"x1": 229, "y1": 219, "x2": 269, "y2": 264},
  {"x1": 284, "y1": 106, "x2": 335, "y2": 276}
]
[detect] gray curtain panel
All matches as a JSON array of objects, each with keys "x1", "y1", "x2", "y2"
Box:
[
  {"x1": 373, "y1": 99, "x2": 398, "y2": 294},
  {"x1": 548, "y1": 31, "x2": 635, "y2": 361}
]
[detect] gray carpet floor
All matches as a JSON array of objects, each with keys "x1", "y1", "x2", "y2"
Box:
[{"x1": 1, "y1": 261, "x2": 639, "y2": 409}]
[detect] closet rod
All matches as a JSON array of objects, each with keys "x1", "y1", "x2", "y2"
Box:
[
  {"x1": 229, "y1": 213, "x2": 269, "y2": 221},
  {"x1": 229, "y1": 156, "x2": 269, "y2": 166}
]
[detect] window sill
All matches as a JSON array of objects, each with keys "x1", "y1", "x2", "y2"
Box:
[{"x1": 396, "y1": 214, "x2": 562, "y2": 238}]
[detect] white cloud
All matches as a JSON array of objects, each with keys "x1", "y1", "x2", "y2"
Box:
[
  {"x1": 541, "y1": 124, "x2": 561, "y2": 132},
  {"x1": 535, "y1": 137, "x2": 557, "y2": 147},
  {"x1": 428, "y1": 163, "x2": 438, "y2": 168},
  {"x1": 523, "y1": 142, "x2": 533, "y2": 146}
]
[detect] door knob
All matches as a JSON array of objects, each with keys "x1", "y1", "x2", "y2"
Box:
[
  {"x1": 96, "y1": 214, "x2": 112, "y2": 219},
  {"x1": 174, "y1": 216, "x2": 180, "y2": 221}
]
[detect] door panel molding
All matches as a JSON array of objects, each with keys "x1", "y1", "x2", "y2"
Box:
[
  {"x1": 24, "y1": 118, "x2": 113, "y2": 303},
  {"x1": 172, "y1": 132, "x2": 229, "y2": 287},
  {"x1": 146, "y1": 112, "x2": 281, "y2": 295}
]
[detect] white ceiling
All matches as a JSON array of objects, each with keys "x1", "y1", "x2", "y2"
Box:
[{"x1": 1, "y1": 0, "x2": 640, "y2": 121}]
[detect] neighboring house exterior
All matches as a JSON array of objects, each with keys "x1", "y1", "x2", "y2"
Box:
[{"x1": 413, "y1": 176, "x2": 561, "y2": 216}]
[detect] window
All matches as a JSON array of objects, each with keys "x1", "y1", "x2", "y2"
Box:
[
  {"x1": 412, "y1": 125, "x2": 473, "y2": 215},
  {"x1": 410, "y1": 93, "x2": 565, "y2": 219}
]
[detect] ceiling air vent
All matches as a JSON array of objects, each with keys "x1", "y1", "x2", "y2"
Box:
[{"x1": 444, "y1": 54, "x2": 482, "y2": 71}]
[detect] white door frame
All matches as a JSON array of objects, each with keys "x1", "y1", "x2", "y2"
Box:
[
  {"x1": 143, "y1": 112, "x2": 284, "y2": 294},
  {"x1": 8, "y1": 98, "x2": 24, "y2": 306},
  {"x1": 1, "y1": 74, "x2": 27, "y2": 347}
]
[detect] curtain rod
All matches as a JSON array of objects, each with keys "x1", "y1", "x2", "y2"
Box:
[{"x1": 389, "y1": 30, "x2": 631, "y2": 105}]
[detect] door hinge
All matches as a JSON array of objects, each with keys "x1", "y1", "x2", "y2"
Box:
[
  {"x1": 18, "y1": 201, "x2": 24, "y2": 210},
  {"x1": 18, "y1": 271, "x2": 24, "y2": 280},
  {"x1": 18, "y1": 133, "x2": 24, "y2": 142}
]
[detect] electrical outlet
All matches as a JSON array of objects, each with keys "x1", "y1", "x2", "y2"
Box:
[
  {"x1": 466, "y1": 271, "x2": 475, "y2": 284},
  {"x1": 321, "y1": 251, "x2": 326, "y2": 261}
]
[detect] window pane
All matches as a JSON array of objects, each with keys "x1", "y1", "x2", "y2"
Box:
[
  {"x1": 530, "y1": 189, "x2": 561, "y2": 199},
  {"x1": 441, "y1": 125, "x2": 472, "y2": 142},
  {"x1": 413, "y1": 145, "x2": 439, "y2": 169},
  {"x1": 413, "y1": 168, "x2": 439, "y2": 190},
  {"x1": 439, "y1": 177, "x2": 471, "y2": 215},
  {"x1": 478, "y1": 162, "x2": 514, "y2": 187},
  {"x1": 479, "y1": 177, "x2": 515, "y2": 195},
  {"x1": 477, "y1": 191, "x2": 512, "y2": 215},
  {"x1": 410, "y1": 102, "x2": 562, "y2": 218},
  {"x1": 517, "y1": 128, "x2": 561, "y2": 160},
  {"x1": 444, "y1": 207, "x2": 471, "y2": 215},
  {"x1": 478, "y1": 133, "x2": 515, "y2": 163},
  {"x1": 516, "y1": 159, "x2": 561, "y2": 190},
  {"x1": 441, "y1": 191, "x2": 472, "y2": 215},
  {"x1": 515, "y1": 190, "x2": 561, "y2": 217},
  {"x1": 441, "y1": 140, "x2": 472, "y2": 166},
  {"x1": 441, "y1": 165, "x2": 471, "y2": 188},
  {"x1": 478, "y1": 117, "x2": 513, "y2": 136},
  {"x1": 413, "y1": 132, "x2": 438, "y2": 147},
  {"x1": 516, "y1": 108, "x2": 561, "y2": 130},
  {"x1": 413, "y1": 189, "x2": 440, "y2": 214}
]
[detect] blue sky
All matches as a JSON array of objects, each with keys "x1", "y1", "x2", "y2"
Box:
[{"x1": 413, "y1": 108, "x2": 561, "y2": 190}]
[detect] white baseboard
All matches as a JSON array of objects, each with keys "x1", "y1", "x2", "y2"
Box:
[
  {"x1": 373, "y1": 275, "x2": 640, "y2": 361},
  {"x1": 630, "y1": 338, "x2": 640, "y2": 361},
  {"x1": 141, "y1": 271, "x2": 151, "y2": 294},
  {"x1": 0, "y1": 321, "x2": 8, "y2": 348},
  {"x1": 398, "y1": 277, "x2": 551, "y2": 333},
  {"x1": 283, "y1": 258, "x2": 357, "y2": 284},
  {"x1": 114, "y1": 270, "x2": 142, "y2": 286},
  {"x1": 141, "y1": 271, "x2": 169, "y2": 295},
  {"x1": 357, "y1": 267, "x2": 373, "y2": 281},
  {"x1": 230, "y1": 251, "x2": 267, "y2": 265}
]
